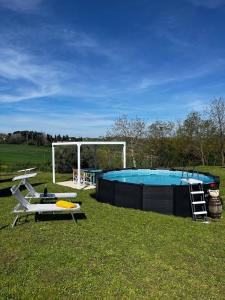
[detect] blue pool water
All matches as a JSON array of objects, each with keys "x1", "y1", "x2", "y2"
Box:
[{"x1": 101, "y1": 169, "x2": 216, "y2": 185}]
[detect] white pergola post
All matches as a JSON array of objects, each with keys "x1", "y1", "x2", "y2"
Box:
[
  {"x1": 52, "y1": 141, "x2": 126, "y2": 184},
  {"x1": 52, "y1": 145, "x2": 55, "y2": 183},
  {"x1": 77, "y1": 143, "x2": 81, "y2": 186},
  {"x1": 123, "y1": 144, "x2": 126, "y2": 168}
]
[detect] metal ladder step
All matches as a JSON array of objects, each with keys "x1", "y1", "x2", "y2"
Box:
[
  {"x1": 192, "y1": 201, "x2": 206, "y2": 204},
  {"x1": 187, "y1": 177, "x2": 208, "y2": 222},
  {"x1": 193, "y1": 211, "x2": 207, "y2": 215},
  {"x1": 191, "y1": 191, "x2": 204, "y2": 195}
]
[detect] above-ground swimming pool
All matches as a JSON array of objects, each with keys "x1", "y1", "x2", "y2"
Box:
[{"x1": 96, "y1": 169, "x2": 219, "y2": 217}]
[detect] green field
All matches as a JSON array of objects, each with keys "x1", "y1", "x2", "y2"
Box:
[
  {"x1": 0, "y1": 165, "x2": 225, "y2": 299},
  {"x1": 0, "y1": 144, "x2": 51, "y2": 172}
]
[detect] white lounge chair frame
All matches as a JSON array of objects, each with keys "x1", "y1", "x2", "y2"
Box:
[
  {"x1": 11, "y1": 185, "x2": 80, "y2": 227},
  {"x1": 24, "y1": 180, "x2": 77, "y2": 199},
  {"x1": 12, "y1": 173, "x2": 77, "y2": 200}
]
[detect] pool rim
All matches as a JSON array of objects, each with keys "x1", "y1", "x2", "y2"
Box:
[{"x1": 98, "y1": 167, "x2": 220, "y2": 186}]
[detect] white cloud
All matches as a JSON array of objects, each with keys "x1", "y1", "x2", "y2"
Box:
[
  {"x1": 0, "y1": 47, "x2": 119, "y2": 104},
  {"x1": 0, "y1": 89, "x2": 56, "y2": 103},
  {"x1": 0, "y1": 43, "x2": 131, "y2": 104},
  {"x1": 0, "y1": 41, "x2": 224, "y2": 109},
  {"x1": 0, "y1": 48, "x2": 62, "y2": 102},
  {"x1": 0, "y1": 0, "x2": 43, "y2": 12},
  {"x1": 134, "y1": 58, "x2": 225, "y2": 91},
  {"x1": 0, "y1": 112, "x2": 115, "y2": 136}
]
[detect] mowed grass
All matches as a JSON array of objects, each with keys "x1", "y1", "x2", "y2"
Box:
[
  {"x1": 0, "y1": 168, "x2": 225, "y2": 299},
  {"x1": 0, "y1": 144, "x2": 51, "y2": 171}
]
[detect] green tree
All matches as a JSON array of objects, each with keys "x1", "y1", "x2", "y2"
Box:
[
  {"x1": 208, "y1": 98, "x2": 225, "y2": 166},
  {"x1": 147, "y1": 121, "x2": 175, "y2": 167},
  {"x1": 107, "y1": 115, "x2": 146, "y2": 167}
]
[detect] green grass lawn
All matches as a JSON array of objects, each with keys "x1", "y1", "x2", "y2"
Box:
[
  {"x1": 0, "y1": 144, "x2": 51, "y2": 172},
  {"x1": 0, "y1": 168, "x2": 225, "y2": 299}
]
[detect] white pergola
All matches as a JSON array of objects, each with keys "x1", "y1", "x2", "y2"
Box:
[{"x1": 52, "y1": 141, "x2": 126, "y2": 186}]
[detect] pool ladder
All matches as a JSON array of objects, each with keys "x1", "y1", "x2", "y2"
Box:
[{"x1": 181, "y1": 178, "x2": 209, "y2": 222}]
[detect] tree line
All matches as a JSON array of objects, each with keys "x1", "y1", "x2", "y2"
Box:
[
  {"x1": 55, "y1": 98, "x2": 225, "y2": 172},
  {"x1": 107, "y1": 98, "x2": 225, "y2": 168},
  {"x1": 1, "y1": 98, "x2": 224, "y2": 170},
  {"x1": 0, "y1": 131, "x2": 83, "y2": 146}
]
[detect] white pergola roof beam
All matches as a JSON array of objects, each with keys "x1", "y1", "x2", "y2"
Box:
[{"x1": 52, "y1": 141, "x2": 125, "y2": 146}]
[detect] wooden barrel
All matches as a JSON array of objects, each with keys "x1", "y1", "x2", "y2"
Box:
[{"x1": 208, "y1": 196, "x2": 223, "y2": 219}]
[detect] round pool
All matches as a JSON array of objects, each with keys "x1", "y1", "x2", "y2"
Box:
[{"x1": 96, "y1": 169, "x2": 219, "y2": 217}]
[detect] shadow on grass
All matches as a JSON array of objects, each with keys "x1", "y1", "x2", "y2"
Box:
[
  {"x1": 89, "y1": 192, "x2": 97, "y2": 199},
  {"x1": 0, "y1": 224, "x2": 9, "y2": 230},
  {"x1": 89, "y1": 192, "x2": 104, "y2": 205},
  {"x1": 0, "y1": 211, "x2": 86, "y2": 229},
  {"x1": 0, "y1": 177, "x2": 13, "y2": 183},
  {"x1": 0, "y1": 182, "x2": 45, "y2": 198},
  {"x1": 36, "y1": 212, "x2": 87, "y2": 223}
]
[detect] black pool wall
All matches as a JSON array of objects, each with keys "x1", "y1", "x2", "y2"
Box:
[{"x1": 96, "y1": 169, "x2": 220, "y2": 217}]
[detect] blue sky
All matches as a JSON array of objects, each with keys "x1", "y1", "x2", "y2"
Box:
[{"x1": 1, "y1": 0, "x2": 225, "y2": 136}]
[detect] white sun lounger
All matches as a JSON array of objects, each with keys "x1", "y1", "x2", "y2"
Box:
[
  {"x1": 13, "y1": 173, "x2": 38, "y2": 181},
  {"x1": 17, "y1": 167, "x2": 36, "y2": 174},
  {"x1": 10, "y1": 185, "x2": 80, "y2": 227},
  {"x1": 12, "y1": 173, "x2": 77, "y2": 200}
]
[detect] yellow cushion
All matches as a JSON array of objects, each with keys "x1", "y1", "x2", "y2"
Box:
[{"x1": 56, "y1": 200, "x2": 77, "y2": 209}]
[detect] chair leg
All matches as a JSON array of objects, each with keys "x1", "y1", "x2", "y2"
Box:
[
  {"x1": 71, "y1": 213, "x2": 77, "y2": 224},
  {"x1": 12, "y1": 215, "x2": 19, "y2": 228}
]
